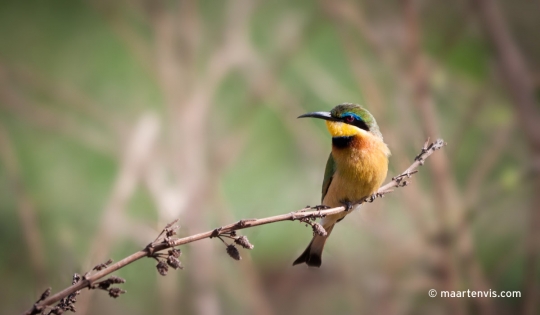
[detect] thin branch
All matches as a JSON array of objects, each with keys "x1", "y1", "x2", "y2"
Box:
[{"x1": 22, "y1": 138, "x2": 445, "y2": 315}]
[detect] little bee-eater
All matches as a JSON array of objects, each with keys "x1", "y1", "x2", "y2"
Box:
[{"x1": 293, "y1": 103, "x2": 390, "y2": 267}]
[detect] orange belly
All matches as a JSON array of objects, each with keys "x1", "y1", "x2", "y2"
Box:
[{"x1": 322, "y1": 134, "x2": 389, "y2": 223}]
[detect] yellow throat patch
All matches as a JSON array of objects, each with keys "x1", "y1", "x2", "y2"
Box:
[{"x1": 325, "y1": 121, "x2": 365, "y2": 137}]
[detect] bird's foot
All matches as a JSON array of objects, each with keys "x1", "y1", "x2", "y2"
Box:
[
  {"x1": 366, "y1": 194, "x2": 377, "y2": 203},
  {"x1": 342, "y1": 201, "x2": 354, "y2": 211}
]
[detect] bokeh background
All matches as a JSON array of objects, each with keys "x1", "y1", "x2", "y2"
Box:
[{"x1": 2, "y1": 0, "x2": 540, "y2": 314}]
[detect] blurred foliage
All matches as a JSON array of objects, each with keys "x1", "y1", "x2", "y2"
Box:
[{"x1": 1, "y1": 0, "x2": 539, "y2": 314}]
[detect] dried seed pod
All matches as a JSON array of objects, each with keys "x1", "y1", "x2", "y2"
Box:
[
  {"x1": 234, "y1": 235, "x2": 254, "y2": 250},
  {"x1": 165, "y1": 228, "x2": 177, "y2": 237},
  {"x1": 167, "y1": 256, "x2": 183, "y2": 270},
  {"x1": 96, "y1": 281, "x2": 111, "y2": 290},
  {"x1": 108, "y1": 276, "x2": 126, "y2": 284},
  {"x1": 156, "y1": 260, "x2": 169, "y2": 276},
  {"x1": 108, "y1": 287, "x2": 126, "y2": 298},
  {"x1": 311, "y1": 222, "x2": 328, "y2": 237},
  {"x1": 168, "y1": 248, "x2": 181, "y2": 258},
  {"x1": 226, "y1": 244, "x2": 241, "y2": 260}
]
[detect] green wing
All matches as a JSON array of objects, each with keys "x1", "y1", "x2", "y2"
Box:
[{"x1": 321, "y1": 153, "x2": 336, "y2": 203}]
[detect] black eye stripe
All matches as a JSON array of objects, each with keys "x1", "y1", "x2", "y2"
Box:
[
  {"x1": 340, "y1": 114, "x2": 370, "y2": 131},
  {"x1": 353, "y1": 120, "x2": 370, "y2": 131}
]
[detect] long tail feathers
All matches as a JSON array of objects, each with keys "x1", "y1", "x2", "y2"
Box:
[{"x1": 293, "y1": 223, "x2": 335, "y2": 267}]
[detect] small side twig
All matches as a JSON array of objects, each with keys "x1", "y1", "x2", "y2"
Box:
[
  {"x1": 47, "y1": 274, "x2": 81, "y2": 315},
  {"x1": 368, "y1": 138, "x2": 446, "y2": 201},
  {"x1": 93, "y1": 259, "x2": 114, "y2": 272},
  {"x1": 89, "y1": 276, "x2": 126, "y2": 299}
]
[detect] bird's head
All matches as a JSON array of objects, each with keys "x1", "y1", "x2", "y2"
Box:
[{"x1": 298, "y1": 103, "x2": 383, "y2": 140}]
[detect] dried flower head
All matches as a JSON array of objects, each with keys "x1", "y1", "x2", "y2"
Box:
[
  {"x1": 167, "y1": 256, "x2": 183, "y2": 270},
  {"x1": 226, "y1": 244, "x2": 241, "y2": 260},
  {"x1": 311, "y1": 222, "x2": 328, "y2": 237},
  {"x1": 72, "y1": 273, "x2": 81, "y2": 284},
  {"x1": 165, "y1": 227, "x2": 178, "y2": 238},
  {"x1": 93, "y1": 276, "x2": 127, "y2": 290},
  {"x1": 108, "y1": 287, "x2": 126, "y2": 299},
  {"x1": 108, "y1": 276, "x2": 126, "y2": 284},
  {"x1": 168, "y1": 248, "x2": 181, "y2": 258},
  {"x1": 156, "y1": 260, "x2": 169, "y2": 276},
  {"x1": 38, "y1": 287, "x2": 51, "y2": 302},
  {"x1": 234, "y1": 235, "x2": 254, "y2": 250},
  {"x1": 53, "y1": 274, "x2": 80, "y2": 315},
  {"x1": 95, "y1": 281, "x2": 111, "y2": 290}
]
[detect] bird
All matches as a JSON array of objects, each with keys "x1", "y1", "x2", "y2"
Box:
[{"x1": 293, "y1": 103, "x2": 390, "y2": 267}]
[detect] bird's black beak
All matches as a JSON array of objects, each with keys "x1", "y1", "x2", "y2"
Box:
[{"x1": 297, "y1": 111, "x2": 338, "y2": 121}]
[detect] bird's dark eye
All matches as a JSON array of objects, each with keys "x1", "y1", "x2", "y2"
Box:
[{"x1": 344, "y1": 115, "x2": 355, "y2": 123}]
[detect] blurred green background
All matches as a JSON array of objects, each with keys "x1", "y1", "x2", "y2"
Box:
[{"x1": 1, "y1": 0, "x2": 539, "y2": 314}]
